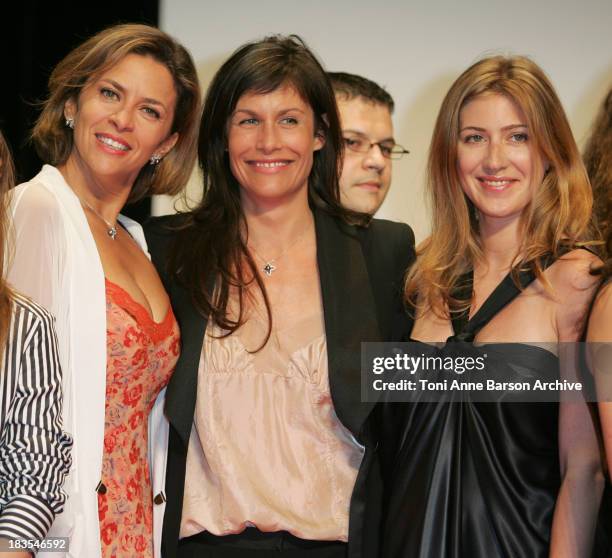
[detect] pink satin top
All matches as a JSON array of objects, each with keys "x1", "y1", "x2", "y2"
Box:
[{"x1": 180, "y1": 310, "x2": 364, "y2": 541}]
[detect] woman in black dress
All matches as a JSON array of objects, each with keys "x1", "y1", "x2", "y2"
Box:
[{"x1": 382, "y1": 56, "x2": 604, "y2": 558}]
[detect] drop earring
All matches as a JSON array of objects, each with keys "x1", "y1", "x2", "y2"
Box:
[{"x1": 65, "y1": 117, "x2": 75, "y2": 129}]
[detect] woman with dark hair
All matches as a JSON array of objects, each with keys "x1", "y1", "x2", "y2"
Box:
[
  {"x1": 381, "y1": 56, "x2": 603, "y2": 557},
  {"x1": 6, "y1": 24, "x2": 201, "y2": 558},
  {"x1": 145, "y1": 35, "x2": 415, "y2": 558},
  {"x1": 586, "y1": 231, "x2": 612, "y2": 557},
  {"x1": 0, "y1": 131, "x2": 72, "y2": 558},
  {"x1": 585, "y1": 86, "x2": 612, "y2": 474},
  {"x1": 584, "y1": 86, "x2": 612, "y2": 251}
]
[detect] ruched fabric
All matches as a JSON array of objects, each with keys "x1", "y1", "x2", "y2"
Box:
[
  {"x1": 181, "y1": 312, "x2": 364, "y2": 542},
  {"x1": 382, "y1": 263, "x2": 565, "y2": 558}
]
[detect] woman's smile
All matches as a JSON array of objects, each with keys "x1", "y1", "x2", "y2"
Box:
[{"x1": 227, "y1": 84, "x2": 324, "y2": 208}]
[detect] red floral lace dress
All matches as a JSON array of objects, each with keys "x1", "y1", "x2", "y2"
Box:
[{"x1": 98, "y1": 279, "x2": 179, "y2": 558}]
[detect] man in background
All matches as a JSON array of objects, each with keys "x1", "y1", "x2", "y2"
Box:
[{"x1": 328, "y1": 72, "x2": 408, "y2": 215}]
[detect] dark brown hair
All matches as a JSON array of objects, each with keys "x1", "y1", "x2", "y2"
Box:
[
  {"x1": 32, "y1": 23, "x2": 201, "y2": 202},
  {"x1": 584, "y1": 87, "x2": 612, "y2": 279},
  {"x1": 169, "y1": 35, "x2": 365, "y2": 338},
  {"x1": 328, "y1": 71, "x2": 394, "y2": 112}
]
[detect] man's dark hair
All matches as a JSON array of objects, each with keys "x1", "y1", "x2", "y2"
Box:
[{"x1": 328, "y1": 71, "x2": 394, "y2": 113}]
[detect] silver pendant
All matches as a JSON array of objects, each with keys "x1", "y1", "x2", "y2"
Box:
[
  {"x1": 107, "y1": 227, "x2": 118, "y2": 240},
  {"x1": 263, "y1": 262, "x2": 276, "y2": 276}
]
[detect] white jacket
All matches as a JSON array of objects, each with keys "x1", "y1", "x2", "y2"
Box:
[{"x1": 7, "y1": 165, "x2": 168, "y2": 558}]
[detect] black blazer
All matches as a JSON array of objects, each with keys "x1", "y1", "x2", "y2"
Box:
[{"x1": 144, "y1": 209, "x2": 415, "y2": 558}]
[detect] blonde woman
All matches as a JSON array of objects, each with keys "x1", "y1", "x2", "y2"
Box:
[
  {"x1": 0, "y1": 131, "x2": 72, "y2": 558},
  {"x1": 382, "y1": 57, "x2": 603, "y2": 558}
]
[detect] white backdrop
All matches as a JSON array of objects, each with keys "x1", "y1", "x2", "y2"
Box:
[{"x1": 155, "y1": 0, "x2": 612, "y2": 241}]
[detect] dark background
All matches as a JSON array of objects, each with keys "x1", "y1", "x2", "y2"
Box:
[{"x1": 2, "y1": 0, "x2": 160, "y2": 220}]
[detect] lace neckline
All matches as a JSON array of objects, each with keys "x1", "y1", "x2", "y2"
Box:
[{"x1": 105, "y1": 278, "x2": 175, "y2": 343}]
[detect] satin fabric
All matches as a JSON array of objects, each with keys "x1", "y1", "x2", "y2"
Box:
[
  {"x1": 382, "y1": 343, "x2": 560, "y2": 558},
  {"x1": 181, "y1": 313, "x2": 364, "y2": 541},
  {"x1": 143, "y1": 212, "x2": 416, "y2": 558},
  {"x1": 382, "y1": 264, "x2": 565, "y2": 558}
]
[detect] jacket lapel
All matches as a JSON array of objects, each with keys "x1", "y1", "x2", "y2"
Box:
[
  {"x1": 315, "y1": 210, "x2": 381, "y2": 439},
  {"x1": 164, "y1": 279, "x2": 212, "y2": 444},
  {"x1": 165, "y1": 212, "x2": 381, "y2": 443}
]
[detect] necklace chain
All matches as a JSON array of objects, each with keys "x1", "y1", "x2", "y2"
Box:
[
  {"x1": 79, "y1": 197, "x2": 118, "y2": 240},
  {"x1": 248, "y1": 223, "x2": 312, "y2": 277}
]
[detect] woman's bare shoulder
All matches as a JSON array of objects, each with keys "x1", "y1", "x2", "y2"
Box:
[
  {"x1": 587, "y1": 282, "x2": 612, "y2": 342},
  {"x1": 546, "y1": 249, "x2": 603, "y2": 340},
  {"x1": 548, "y1": 249, "x2": 602, "y2": 292}
]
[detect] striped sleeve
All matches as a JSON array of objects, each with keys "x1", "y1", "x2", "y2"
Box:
[{"x1": 0, "y1": 297, "x2": 73, "y2": 541}]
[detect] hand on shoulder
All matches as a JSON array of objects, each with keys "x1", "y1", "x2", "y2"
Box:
[
  {"x1": 587, "y1": 281, "x2": 612, "y2": 342},
  {"x1": 547, "y1": 249, "x2": 603, "y2": 341}
]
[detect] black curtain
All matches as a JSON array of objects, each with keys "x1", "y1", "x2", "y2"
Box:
[{"x1": 2, "y1": 0, "x2": 160, "y2": 221}]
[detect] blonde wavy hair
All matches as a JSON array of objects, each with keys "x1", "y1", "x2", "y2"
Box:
[{"x1": 406, "y1": 55, "x2": 594, "y2": 317}]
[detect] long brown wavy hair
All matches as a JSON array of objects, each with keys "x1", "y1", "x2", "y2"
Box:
[
  {"x1": 168, "y1": 35, "x2": 367, "y2": 339},
  {"x1": 584, "y1": 86, "x2": 612, "y2": 279},
  {"x1": 406, "y1": 55, "x2": 594, "y2": 317},
  {"x1": 0, "y1": 131, "x2": 15, "y2": 350}
]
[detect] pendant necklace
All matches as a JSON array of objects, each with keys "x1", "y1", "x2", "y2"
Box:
[
  {"x1": 248, "y1": 223, "x2": 312, "y2": 277},
  {"x1": 79, "y1": 198, "x2": 118, "y2": 240}
]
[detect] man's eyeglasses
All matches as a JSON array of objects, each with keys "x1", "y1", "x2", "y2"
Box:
[{"x1": 342, "y1": 134, "x2": 410, "y2": 160}]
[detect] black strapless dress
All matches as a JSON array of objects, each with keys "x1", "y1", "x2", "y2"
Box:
[{"x1": 381, "y1": 267, "x2": 564, "y2": 558}]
